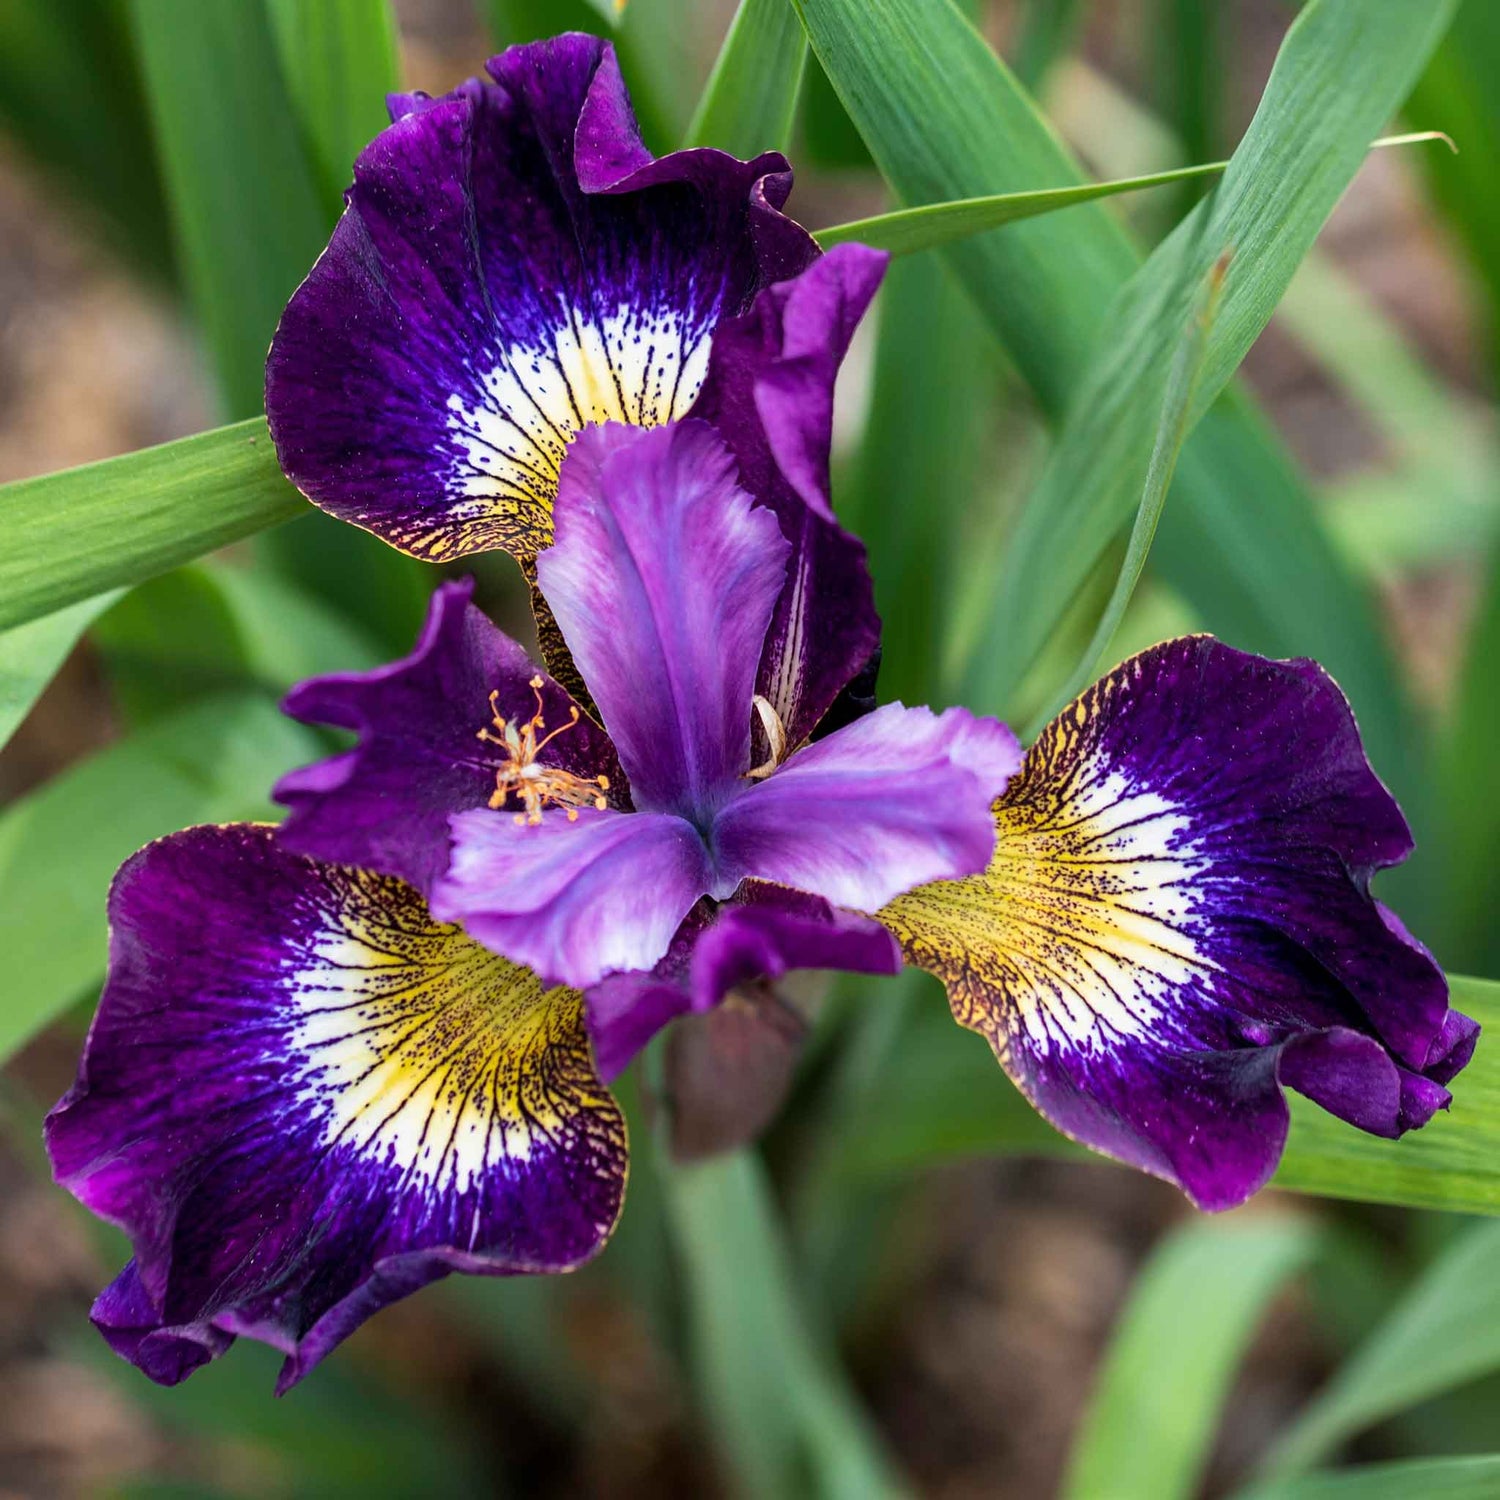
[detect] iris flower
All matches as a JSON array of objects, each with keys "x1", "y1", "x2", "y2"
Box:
[{"x1": 48, "y1": 35, "x2": 1476, "y2": 1393}]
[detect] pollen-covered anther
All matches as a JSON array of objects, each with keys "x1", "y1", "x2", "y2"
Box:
[{"x1": 477, "y1": 679, "x2": 610, "y2": 825}]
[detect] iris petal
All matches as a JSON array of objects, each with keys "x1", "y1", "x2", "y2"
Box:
[
  {"x1": 880, "y1": 637, "x2": 1476, "y2": 1211},
  {"x1": 711, "y1": 702, "x2": 1021, "y2": 912},
  {"x1": 47, "y1": 825, "x2": 625, "y2": 1390},
  {"x1": 275, "y1": 578, "x2": 621, "y2": 894},
  {"x1": 266, "y1": 35, "x2": 814, "y2": 563},
  {"x1": 538, "y1": 421, "x2": 789, "y2": 817}
]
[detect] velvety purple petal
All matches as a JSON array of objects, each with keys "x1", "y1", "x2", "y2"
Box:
[
  {"x1": 434, "y1": 805, "x2": 717, "y2": 987},
  {"x1": 47, "y1": 825, "x2": 625, "y2": 1390},
  {"x1": 690, "y1": 245, "x2": 887, "y2": 746},
  {"x1": 584, "y1": 884, "x2": 901, "y2": 1082},
  {"x1": 275, "y1": 578, "x2": 621, "y2": 894},
  {"x1": 711, "y1": 703, "x2": 1021, "y2": 911},
  {"x1": 882, "y1": 636, "x2": 1476, "y2": 1211},
  {"x1": 266, "y1": 35, "x2": 815, "y2": 563},
  {"x1": 538, "y1": 421, "x2": 789, "y2": 816}
]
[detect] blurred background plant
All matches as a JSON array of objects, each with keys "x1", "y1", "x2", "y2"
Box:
[{"x1": 0, "y1": 0, "x2": 1498, "y2": 1495}]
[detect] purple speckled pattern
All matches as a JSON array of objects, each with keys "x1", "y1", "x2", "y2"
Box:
[
  {"x1": 433, "y1": 420, "x2": 1017, "y2": 988},
  {"x1": 265, "y1": 34, "x2": 816, "y2": 563},
  {"x1": 586, "y1": 883, "x2": 902, "y2": 1082},
  {"x1": 881, "y1": 637, "x2": 1479, "y2": 1210},
  {"x1": 46, "y1": 825, "x2": 625, "y2": 1390},
  {"x1": 275, "y1": 577, "x2": 622, "y2": 894},
  {"x1": 692, "y1": 245, "x2": 888, "y2": 748}
]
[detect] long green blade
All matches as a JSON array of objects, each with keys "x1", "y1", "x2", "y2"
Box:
[
  {"x1": 0, "y1": 420, "x2": 304, "y2": 635},
  {"x1": 661, "y1": 1149, "x2": 906, "y2": 1498},
  {"x1": 1234, "y1": 1458, "x2": 1500, "y2": 1500},
  {"x1": 966, "y1": 0, "x2": 1456, "y2": 713},
  {"x1": 792, "y1": 0, "x2": 1428, "y2": 835},
  {"x1": 0, "y1": 696, "x2": 320, "y2": 1064},
  {"x1": 684, "y1": 0, "x2": 807, "y2": 156},
  {"x1": 0, "y1": 592, "x2": 123, "y2": 754},
  {"x1": 264, "y1": 0, "x2": 401, "y2": 220},
  {"x1": 1262, "y1": 1218, "x2": 1500, "y2": 1476},
  {"x1": 813, "y1": 134, "x2": 1443, "y2": 259},
  {"x1": 127, "y1": 0, "x2": 329, "y2": 420},
  {"x1": 1063, "y1": 1218, "x2": 1318, "y2": 1500}
]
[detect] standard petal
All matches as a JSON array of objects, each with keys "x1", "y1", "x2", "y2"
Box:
[
  {"x1": 275, "y1": 578, "x2": 621, "y2": 894},
  {"x1": 710, "y1": 703, "x2": 1021, "y2": 911},
  {"x1": 538, "y1": 421, "x2": 789, "y2": 816},
  {"x1": 880, "y1": 637, "x2": 1476, "y2": 1211},
  {"x1": 434, "y1": 805, "x2": 716, "y2": 987},
  {"x1": 584, "y1": 884, "x2": 901, "y2": 1082},
  {"x1": 266, "y1": 35, "x2": 815, "y2": 562},
  {"x1": 691, "y1": 245, "x2": 888, "y2": 746},
  {"x1": 47, "y1": 825, "x2": 625, "y2": 1391}
]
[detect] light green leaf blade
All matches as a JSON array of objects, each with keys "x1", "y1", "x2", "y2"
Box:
[
  {"x1": 0, "y1": 591, "x2": 123, "y2": 753},
  {"x1": 661, "y1": 1149, "x2": 907, "y2": 1499},
  {"x1": 0, "y1": 695, "x2": 320, "y2": 1064},
  {"x1": 264, "y1": 0, "x2": 401, "y2": 219},
  {"x1": 1439, "y1": 544, "x2": 1500, "y2": 975},
  {"x1": 967, "y1": 0, "x2": 1456, "y2": 713},
  {"x1": 793, "y1": 0, "x2": 1427, "y2": 844},
  {"x1": 93, "y1": 562, "x2": 384, "y2": 724},
  {"x1": 1026, "y1": 253, "x2": 1226, "y2": 737},
  {"x1": 1262, "y1": 1217, "x2": 1500, "y2": 1476},
  {"x1": 816, "y1": 162, "x2": 1225, "y2": 255},
  {"x1": 0, "y1": 419, "x2": 305, "y2": 635},
  {"x1": 684, "y1": 0, "x2": 807, "y2": 156},
  {"x1": 1234, "y1": 1457, "x2": 1500, "y2": 1500},
  {"x1": 127, "y1": 0, "x2": 330, "y2": 420},
  {"x1": 1063, "y1": 1217, "x2": 1318, "y2": 1500}
]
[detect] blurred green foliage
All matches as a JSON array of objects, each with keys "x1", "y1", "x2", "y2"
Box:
[{"x1": 0, "y1": 1, "x2": 1498, "y2": 1496}]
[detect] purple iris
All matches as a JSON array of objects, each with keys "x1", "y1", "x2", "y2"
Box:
[{"x1": 45, "y1": 33, "x2": 1478, "y2": 1396}]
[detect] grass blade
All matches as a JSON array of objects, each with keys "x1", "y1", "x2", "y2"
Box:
[
  {"x1": 1063, "y1": 1217, "x2": 1318, "y2": 1500},
  {"x1": 661, "y1": 1148, "x2": 906, "y2": 1498},
  {"x1": 127, "y1": 0, "x2": 330, "y2": 420},
  {"x1": 966, "y1": 0, "x2": 1456, "y2": 713},
  {"x1": 1261, "y1": 1219, "x2": 1500, "y2": 1476},
  {"x1": 1234, "y1": 1457, "x2": 1500, "y2": 1500},
  {"x1": 0, "y1": 696, "x2": 320, "y2": 1064},
  {"x1": 685, "y1": 0, "x2": 807, "y2": 156},
  {"x1": 793, "y1": 0, "x2": 1430, "y2": 841},
  {"x1": 0, "y1": 592, "x2": 124, "y2": 753},
  {"x1": 1025, "y1": 252, "x2": 1226, "y2": 737},
  {"x1": 0, "y1": 420, "x2": 304, "y2": 635},
  {"x1": 265, "y1": 0, "x2": 401, "y2": 220}
]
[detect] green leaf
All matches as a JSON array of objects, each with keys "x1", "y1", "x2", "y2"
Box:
[
  {"x1": 1261, "y1": 1218, "x2": 1500, "y2": 1476},
  {"x1": 0, "y1": 419, "x2": 305, "y2": 635},
  {"x1": 966, "y1": 0, "x2": 1456, "y2": 714},
  {"x1": 1011, "y1": 0, "x2": 1086, "y2": 93},
  {"x1": 93, "y1": 562, "x2": 384, "y2": 724},
  {"x1": 843, "y1": 254, "x2": 1003, "y2": 705},
  {"x1": 815, "y1": 161, "x2": 1227, "y2": 255},
  {"x1": 1026, "y1": 252, "x2": 1226, "y2": 737},
  {"x1": 685, "y1": 0, "x2": 808, "y2": 156},
  {"x1": 1234, "y1": 1457, "x2": 1500, "y2": 1500},
  {"x1": 1063, "y1": 1217, "x2": 1318, "y2": 1500},
  {"x1": 128, "y1": 0, "x2": 330, "y2": 418},
  {"x1": 0, "y1": 695, "x2": 320, "y2": 1064},
  {"x1": 1440, "y1": 546, "x2": 1500, "y2": 974},
  {"x1": 0, "y1": 592, "x2": 123, "y2": 753},
  {"x1": 264, "y1": 0, "x2": 401, "y2": 220},
  {"x1": 660, "y1": 1148, "x2": 906, "y2": 1499},
  {"x1": 792, "y1": 0, "x2": 1430, "y2": 850}
]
